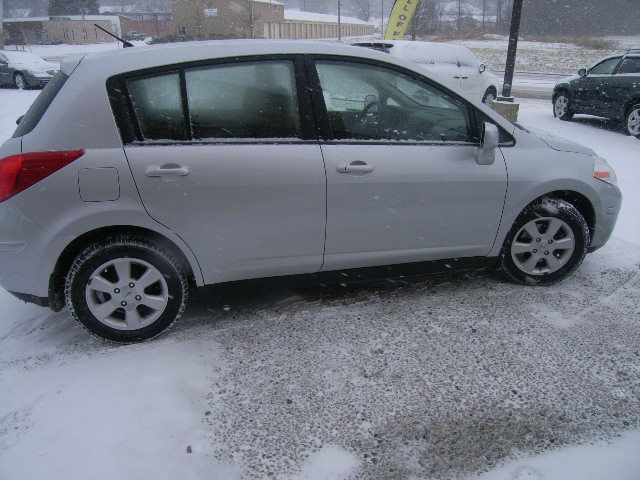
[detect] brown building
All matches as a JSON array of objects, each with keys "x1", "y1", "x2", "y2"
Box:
[
  {"x1": 103, "y1": 12, "x2": 173, "y2": 39},
  {"x1": 3, "y1": 16, "x2": 122, "y2": 45},
  {"x1": 172, "y1": 0, "x2": 374, "y2": 40}
]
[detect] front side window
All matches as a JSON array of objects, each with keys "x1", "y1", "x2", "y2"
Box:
[
  {"x1": 185, "y1": 61, "x2": 300, "y2": 139},
  {"x1": 617, "y1": 57, "x2": 640, "y2": 75},
  {"x1": 589, "y1": 57, "x2": 621, "y2": 75},
  {"x1": 316, "y1": 61, "x2": 473, "y2": 143}
]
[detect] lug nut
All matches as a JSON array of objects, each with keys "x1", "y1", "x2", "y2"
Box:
[
  {"x1": 548, "y1": 239, "x2": 553, "y2": 244},
  {"x1": 135, "y1": 295, "x2": 142, "y2": 301},
  {"x1": 536, "y1": 238, "x2": 541, "y2": 242},
  {"x1": 129, "y1": 282, "x2": 135, "y2": 288},
  {"x1": 544, "y1": 251, "x2": 549, "y2": 255},
  {"x1": 121, "y1": 301, "x2": 127, "y2": 306},
  {"x1": 532, "y1": 249, "x2": 537, "y2": 253},
  {"x1": 114, "y1": 288, "x2": 120, "y2": 294}
]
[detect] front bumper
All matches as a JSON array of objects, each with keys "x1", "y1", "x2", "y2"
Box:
[
  {"x1": 589, "y1": 180, "x2": 622, "y2": 251},
  {"x1": 24, "y1": 72, "x2": 54, "y2": 87}
]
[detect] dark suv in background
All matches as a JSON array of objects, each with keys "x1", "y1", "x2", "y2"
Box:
[{"x1": 553, "y1": 49, "x2": 640, "y2": 137}]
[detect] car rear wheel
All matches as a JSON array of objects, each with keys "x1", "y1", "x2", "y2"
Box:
[
  {"x1": 500, "y1": 198, "x2": 590, "y2": 285},
  {"x1": 553, "y1": 93, "x2": 574, "y2": 120},
  {"x1": 625, "y1": 104, "x2": 640, "y2": 137},
  {"x1": 14, "y1": 72, "x2": 28, "y2": 90},
  {"x1": 65, "y1": 235, "x2": 189, "y2": 342}
]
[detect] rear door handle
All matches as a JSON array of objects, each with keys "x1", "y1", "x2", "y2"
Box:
[
  {"x1": 145, "y1": 164, "x2": 190, "y2": 177},
  {"x1": 461, "y1": 76, "x2": 469, "y2": 79},
  {"x1": 337, "y1": 161, "x2": 375, "y2": 174},
  {"x1": 453, "y1": 75, "x2": 461, "y2": 79}
]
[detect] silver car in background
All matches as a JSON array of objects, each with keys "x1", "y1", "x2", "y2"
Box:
[
  {"x1": 0, "y1": 41, "x2": 621, "y2": 342},
  {"x1": 0, "y1": 50, "x2": 60, "y2": 89}
]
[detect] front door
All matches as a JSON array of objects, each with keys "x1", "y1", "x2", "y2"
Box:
[
  {"x1": 310, "y1": 59, "x2": 508, "y2": 271},
  {"x1": 0, "y1": 54, "x2": 10, "y2": 84},
  {"x1": 121, "y1": 58, "x2": 327, "y2": 284},
  {"x1": 574, "y1": 56, "x2": 622, "y2": 113}
]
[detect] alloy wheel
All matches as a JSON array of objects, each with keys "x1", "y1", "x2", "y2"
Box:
[
  {"x1": 628, "y1": 108, "x2": 640, "y2": 136},
  {"x1": 554, "y1": 96, "x2": 568, "y2": 118},
  {"x1": 85, "y1": 258, "x2": 169, "y2": 330},
  {"x1": 14, "y1": 74, "x2": 26, "y2": 90},
  {"x1": 511, "y1": 217, "x2": 576, "y2": 275}
]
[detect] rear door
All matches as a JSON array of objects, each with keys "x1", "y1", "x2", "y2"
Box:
[
  {"x1": 308, "y1": 57, "x2": 508, "y2": 271},
  {"x1": 119, "y1": 56, "x2": 327, "y2": 285},
  {"x1": 605, "y1": 56, "x2": 640, "y2": 119}
]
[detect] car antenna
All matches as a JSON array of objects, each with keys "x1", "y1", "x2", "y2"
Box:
[{"x1": 94, "y1": 24, "x2": 134, "y2": 48}]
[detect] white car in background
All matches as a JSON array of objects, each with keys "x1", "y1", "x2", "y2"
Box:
[{"x1": 353, "y1": 40, "x2": 500, "y2": 103}]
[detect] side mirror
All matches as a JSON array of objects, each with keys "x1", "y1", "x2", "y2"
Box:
[
  {"x1": 475, "y1": 122, "x2": 499, "y2": 165},
  {"x1": 578, "y1": 68, "x2": 587, "y2": 77},
  {"x1": 479, "y1": 63, "x2": 486, "y2": 73},
  {"x1": 16, "y1": 115, "x2": 24, "y2": 125}
]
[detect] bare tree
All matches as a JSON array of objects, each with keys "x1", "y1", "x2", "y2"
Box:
[{"x1": 351, "y1": 0, "x2": 371, "y2": 21}]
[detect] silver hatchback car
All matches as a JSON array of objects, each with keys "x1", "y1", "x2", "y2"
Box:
[{"x1": 0, "y1": 41, "x2": 622, "y2": 342}]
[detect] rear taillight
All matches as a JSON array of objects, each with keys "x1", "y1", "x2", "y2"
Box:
[{"x1": 0, "y1": 150, "x2": 84, "y2": 203}]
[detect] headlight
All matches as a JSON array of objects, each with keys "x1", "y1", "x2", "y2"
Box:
[{"x1": 593, "y1": 157, "x2": 617, "y2": 186}]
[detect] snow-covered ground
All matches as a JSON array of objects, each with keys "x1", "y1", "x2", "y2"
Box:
[{"x1": 0, "y1": 88, "x2": 639, "y2": 479}]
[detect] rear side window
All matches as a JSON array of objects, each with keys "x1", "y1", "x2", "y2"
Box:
[
  {"x1": 126, "y1": 73, "x2": 187, "y2": 141},
  {"x1": 185, "y1": 61, "x2": 299, "y2": 139},
  {"x1": 12, "y1": 71, "x2": 68, "y2": 138},
  {"x1": 617, "y1": 57, "x2": 640, "y2": 75},
  {"x1": 122, "y1": 60, "x2": 300, "y2": 143}
]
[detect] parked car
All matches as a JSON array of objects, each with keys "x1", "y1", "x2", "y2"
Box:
[
  {"x1": 124, "y1": 31, "x2": 148, "y2": 41},
  {"x1": 353, "y1": 40, "x2": 500, "y2": 103},
  {"x1": 553, "y1": 49, "x2": 640, "y2": 137},
  {"x1": 0, "y1": 50, "x2": 60, "y2": 89},
  {"x1": 0, "y1": 41, "x2": 621, "y2": 342}
]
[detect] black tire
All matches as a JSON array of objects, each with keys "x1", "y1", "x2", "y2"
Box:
[
  {"x1": 65, "y1": 235, "x2": 189, "y2": 342},
  {"x1": 482, "y1": 87, "x2": 497, "y2": 104},
  {"x1": 623, "y1": 103, "x2": 640, "y2": 137},
  {"x1": 500, "y1": 198, "x2": 590, "y2": 286},
  {"x1": 553, "y1": 93, "x2": 574, "y2": 120},
  {"x1": 14, "y1": 72, "x2": 28, "y2": 90}
]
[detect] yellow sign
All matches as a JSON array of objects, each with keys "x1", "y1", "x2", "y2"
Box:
[{"x1": 384, "y1": 0, "x2": 420, "y2": 40}]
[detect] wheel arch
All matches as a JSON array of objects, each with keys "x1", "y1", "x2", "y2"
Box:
[
  {"x1": 48, "y1": 225, "x2": 200, "y2": 311},
  {"x1": 623, "y1": 97, "x2": 640, "y2": 118}
]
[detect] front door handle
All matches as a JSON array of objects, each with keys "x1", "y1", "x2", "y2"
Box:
[
  {"x1": 145, "y1": 164, "x2": 190, "y2": 177},
  {"x1": 461, "y1": 76, "x2": 469, "y2": 79},
  {"x1": 337, "y1": 161, "x2": 375, "y2": 174},
  {"x1": 453, "y1": 75, "x2": 461, "y2": 79}
]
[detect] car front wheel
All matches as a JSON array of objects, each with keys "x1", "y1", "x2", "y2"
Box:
[
  {"x1": 500, "y1": 198, "x2": 590, "y2": 285},
  {"x1": 14, "y1": 72, "x2": 28, "y2": 90},
  {"x1": 625, "y1": 104, "x2": 640, "y2": 137},
  {"x1": 482, "y1": 88, "x2": 497, "y2": 103},
  {"x1": 553, "y1": 93, "x2": 574, "y2": 120},
  {"x1": 65, "y1": 235, "x2": 189, "y2": 342}
]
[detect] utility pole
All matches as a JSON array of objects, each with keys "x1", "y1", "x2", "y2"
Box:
[
  {"x1": 381, "y1": 0, "x2": 384, "y2": 36},
  {"x1": 337, "y1": 0, "x2": 341, "y2": 40},
  {"x1": 501, "y1": 0, "x2": 523, "y2": 99}
]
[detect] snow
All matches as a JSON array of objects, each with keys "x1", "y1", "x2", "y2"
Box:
[
  {"x1": 285, "y1": 10, "x2": 373, "y2": 26},
  {"x1": 468, "y1": 430, "x2": 640, "y2": 480},
  {"x1": 1, "y1": 59, "x2": 640, "y2": 479},
  {"x1": 3, "y1": 41, "x2": 148, "y2": 62}
]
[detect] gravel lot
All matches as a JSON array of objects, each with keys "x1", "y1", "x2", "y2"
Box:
[{"x1": 1, "y1": 92, "x2": 639, "y2": 479}]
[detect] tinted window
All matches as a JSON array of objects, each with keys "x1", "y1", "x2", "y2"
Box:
[
  {"x1": 127, "y1": 72, "x2": 187, "y2": 141},
  {"x1": 617, "y1": 57, "x2": 640, "y2": 74},
  {"x1": 13, "y1": 71, "x2": 68, "y2": 138},
  {"x1": 185, "y1": 61, "x2": 299, "y2": 139},
  {"x1": 316, "y1": 61, "x2": 473, "y2": 143},
  {"x1": 589, "y1": 57, "x2": 621, "y2": 75}
]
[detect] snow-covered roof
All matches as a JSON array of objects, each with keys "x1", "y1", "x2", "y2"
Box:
[
  {"x1": 284, "y1": 10, "x2": 373, "y2": 26},
  {"x1": 253, "y1": 0, "x2": 285, "y2": 5},
  {"x1": 3, "y1": 15, "x2": 121, "y2": 23},
  {"x1": 356, "y1": 40, "x2": 480, "y2": 66}
]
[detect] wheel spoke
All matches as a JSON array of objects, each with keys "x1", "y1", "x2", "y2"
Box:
[
  {"x1": 113, "y1": 259, "x2": 132, "y2": 284},
  {"x1": 138, "y1": 267, "x2": 164, "y2": 289},
  {"x1": 140, "y1": 294, "x2": 166, "y2": 312},
  {"x1": 553, "y1": 236, "x2": 575, "y2": 251},
  {"x1": 523, "y1": 222, "x2": 541, "y2": 239},
  {"x1": 545, "y1": 254, "x2": 562, "y2": 271},
  {"x1": 521, "y1": 255, "x2": 539, "y2": 273},
  {"x1": 92, "y1": 301, "x2": 117, "y2": 320},
  {"x1": 125, "y1": 308, "x2": 142, "y2": 328},
  {"x1": 511, "y1": 241, "x2": 532, "y2": 255},
  {"x1": 89, "y1": 275, "x2": 116, "y2": 294},
  {"x1": 546, "y1": 218, "x2": 564, "y2": 238}
]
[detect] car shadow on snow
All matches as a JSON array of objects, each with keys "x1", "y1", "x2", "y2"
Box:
[{"x1": 568, "y1": 115, "x2": 628, "y2": 135}]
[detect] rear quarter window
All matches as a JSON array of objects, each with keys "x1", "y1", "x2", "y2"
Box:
[{"x1": 13, "y1": 71, "x2": 68, "y2": 138}]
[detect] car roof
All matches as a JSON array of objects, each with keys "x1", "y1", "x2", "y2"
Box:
[{"x1": 73, "y1": 39, "x2": 397, "y2": 76}]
